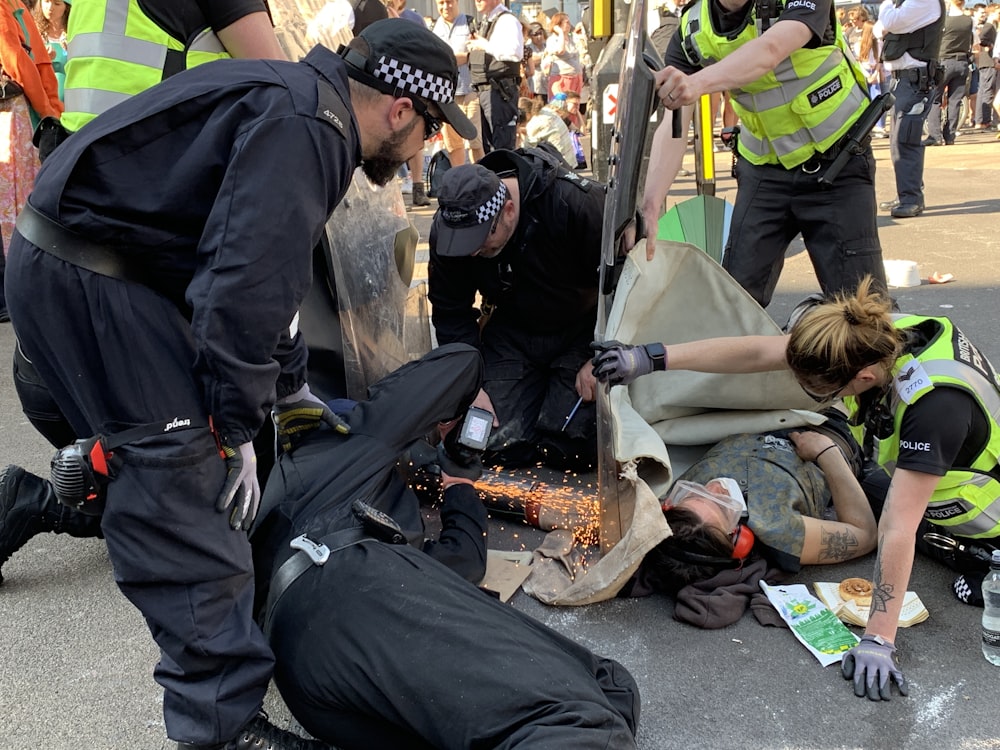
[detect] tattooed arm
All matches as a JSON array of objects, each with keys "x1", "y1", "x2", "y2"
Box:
[
  {"x1": 864, "y1": 468, "x2": 940, "y2": 643},
  {"x1": 794, "y1": 431, "x2": 877, "y2": 565}
]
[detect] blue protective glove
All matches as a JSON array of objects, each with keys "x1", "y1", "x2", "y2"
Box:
[
  {"x1": 841, "y1": 634, "x2": 909, "y2": 701},
  {"x1": 591, "y1": 340, "x2": 666, "y2": 386},
  {"x1": 216, "y1": 442, "x2": 260, "y2": 531},
  {"x1": 272, "y1": 384, "x2": 350, "y2": 454}
]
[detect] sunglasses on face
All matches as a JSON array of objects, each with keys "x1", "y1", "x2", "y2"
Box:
[{"x1": 410, "y1": 97, "x2": 443, "y2": 140}]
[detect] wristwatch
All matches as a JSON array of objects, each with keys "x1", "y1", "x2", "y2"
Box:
[{"x1": 644, "y1": 342, "x2": 667, "y2": 372}]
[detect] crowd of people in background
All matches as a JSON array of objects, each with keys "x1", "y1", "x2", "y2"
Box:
[{"x1": 837, "y1": 0, "x2": 1000, "y2": 142}]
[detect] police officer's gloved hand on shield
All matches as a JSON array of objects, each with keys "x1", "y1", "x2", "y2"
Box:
[
  {"x1": 216, "y1": 442, "x2": 260, "y2": 531},
  {"x1": 591, "y1": 340, "x2": 667, "y2": 386},
  {"x1": 841, "y1": 634, "x2": 908, "y2": 701},
  {"x1": 272, "y1": 383, "x2": 350, "y2": 454}
]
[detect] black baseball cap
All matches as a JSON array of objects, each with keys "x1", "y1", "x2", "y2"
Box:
[
  {"x1": 339, "y1": 19, "x2": 477, "y2": 140},
  {"x1": 432, "y1": 165, "x2": 510, "y2": 257}
]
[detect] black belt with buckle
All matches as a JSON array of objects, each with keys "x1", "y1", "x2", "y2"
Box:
[{"x1": 892, "y1": 68, "x2": 922, "y2": 82}]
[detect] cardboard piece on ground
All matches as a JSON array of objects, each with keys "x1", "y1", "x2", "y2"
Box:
[{"x1": 481, "y1": 550, "x2": 534, "y2": 602}]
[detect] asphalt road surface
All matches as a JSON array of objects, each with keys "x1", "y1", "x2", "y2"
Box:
[{"x1": 2, "y1": 133, "x2": 999, "y2": 749}]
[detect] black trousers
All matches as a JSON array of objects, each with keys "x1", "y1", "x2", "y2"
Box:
[
  {"x1": 889, "y1": 74, "x2": 933, "y2": 206},
  {"x1": 481, "y1": 319, "x2": 597, "y2": 470},
  {"x1": 479, "y1": 79, "x2": 519, "y2": 152},
  {"x1": 723, "y1": 148, "x2": 886, "y2": 307},
  {"x1": 269, "y1": 542, "x2": 640, "y2": 750},
  {"x1": 5, "y1": 238, "x2": 274, "y2": 746},
  {"x1": 926, "y1": 58, "x2": 970, "y2": 144}
]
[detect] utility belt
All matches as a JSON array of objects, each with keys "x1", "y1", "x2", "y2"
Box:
[
  {"x1": 941, "y1": 53, "x2": 970, "y2": 61},
  {"x1": 50, "y1": 418, "x2": 207, "y2": 516},
  {"x1": 891, "y1": 64, "x2": 934, "y2": 89},
  {"x1": 473, "y1": 76, "x2": 520, "y2": 92},
  {"x1": 262, "y1": 499, "x2": 408, "y2": 635},
  {"x1": 15, "y1": 203, "x2": 153, "y2": 286},
  {"x1": 796, "y1": 131, "x2": 871, "y2": 175}
]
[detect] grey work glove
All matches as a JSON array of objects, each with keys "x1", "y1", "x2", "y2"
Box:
[
  {"x1": 841, "y1": 635, "x2": 909, "y2": 701},
  {"x1": 272, "y1": 384, "x2": 350, "y2": 454},
  {"x1": 591, "y1": 340, "x2": 665, "y2": 386},
  {"x1": 216, "y1": 442, "x2": 260, "y2": 531}
]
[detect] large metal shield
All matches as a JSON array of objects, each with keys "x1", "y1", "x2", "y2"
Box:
[
  {"x1": 596, "y1": 0, "x2": 659, "y2": 551},
  {"x1": 270, "y1": 1, "x2": 430, "y2": 400}
]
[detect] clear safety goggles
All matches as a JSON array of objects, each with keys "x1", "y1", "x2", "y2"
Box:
[{"x1": 661, "y1": 479, "x2": 746, "y2": 533}]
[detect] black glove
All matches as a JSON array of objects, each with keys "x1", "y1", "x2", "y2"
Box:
[
  {"x1": 591, "y1": 340, "x2": 666, "y2": 386},
  {"x1": 272, "y1": 384, "x2": 350, "y2": 454},
  {"x1": 215, "y1": 442, "x2": 260, "y2": 531},
  {"x1": 842, "y1": 634, "x2": 908, "y2": 701},
  {"x1": 436, "y1": 443, "x2": 483, "y2": 482},
  {"x1": 32, "y1": 116, "x2": 70, "y2": 164}
]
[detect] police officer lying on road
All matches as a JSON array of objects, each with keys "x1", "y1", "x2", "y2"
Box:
[
  {"x1": 251, "y1": 343, "x2": 642, "y2": 750},
  {"x1": 4, "y1": 18, "x2": 476, "y2": 750}
]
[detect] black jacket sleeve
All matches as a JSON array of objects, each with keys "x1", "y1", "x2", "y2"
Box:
[
  {"x1": 427, "y1": 224, "x2": 484, "y2": 348},
  {"x1": 422, "y1": 483, "x2": 488, "y2": 584}
]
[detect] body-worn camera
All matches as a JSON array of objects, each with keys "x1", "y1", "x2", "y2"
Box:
[
  {"x1": 50, "y1": 436, "x2": 113, "y2": 516},
  {"x1": 456, "y1": 406, "x2": 493, "y2": 451}
]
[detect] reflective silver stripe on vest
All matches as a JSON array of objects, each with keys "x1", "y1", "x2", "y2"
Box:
[
  {"x1": 928, "y1": 473, "x2": 1000, "y2": 537},
  {"x1": 188, "y1": 27, "x2": 226, "y2": 55},
  {"x1": 732, "y1": 52, "x2": 844, "y2": 111},
  {"x1": 67, "y1": 32, "x2": 169, "y2": 69},
  {"x1": 63, "y1": 87, "x2": 133, "y2": 116},
  {"x1": 731, "y1": 50, "x2": 866, "y2": 160},
  {"x1": 920, "y1": 359, "x2": 1000, "y2": 422},
  {"x1": 736, "y1": 84, "x2": 866, "y2": 160}
]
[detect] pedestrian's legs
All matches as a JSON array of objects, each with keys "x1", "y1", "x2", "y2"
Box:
[{"x1": 976, "y1": 67, "x2": 997, "y2": 126}]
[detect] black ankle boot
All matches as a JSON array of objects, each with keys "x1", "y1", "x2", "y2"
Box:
[
  {"x1": 0, "y1": 465, "x2": 104, "y2": 584},
  {"x1": 176, "y1": 712, "x2": 334, "y2": 750}
]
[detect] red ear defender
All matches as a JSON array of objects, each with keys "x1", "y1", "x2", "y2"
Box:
[{"x1": 731, "y1": 524, "x2": 756, "y2": 560}]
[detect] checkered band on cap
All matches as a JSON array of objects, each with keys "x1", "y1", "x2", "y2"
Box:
[
  {"x1": 476, "y1": 182, "x2": 507, "y2": 224},
  {"x1": 374, "y1": 55, "x2": 454, "y2": 103}
]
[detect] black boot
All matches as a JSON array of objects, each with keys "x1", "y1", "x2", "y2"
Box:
[
  {"x1": 176, "y1": 712, "x2": 335, "y2": 750},
  {"x1": 0, "y1": 465, "x2": 104, "y2": 585}
]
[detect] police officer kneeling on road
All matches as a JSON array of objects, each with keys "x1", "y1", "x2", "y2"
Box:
[
  {"x1": 4, "y1": 18, "x2": 475, "y2": 750},
  {"x1": 428, "y1": 148, "x2": 604, "y2": 472}
]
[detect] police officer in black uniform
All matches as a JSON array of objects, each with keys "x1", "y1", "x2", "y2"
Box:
[
  {"x1": 467, "y1": 0, "x2": 524, "y2": 151},
  {"x1": 924, "y1": 0, "x2": 974, "y2": 146},
  {"x1": 4, "y1": 19, "x2": 475, "y2": 750},
  {"x1": 876, "y1": 0, "x2": 945, "y2": 218},
  {"x1": 428, "y1": 149, "x2": 604, "y2": 470},
  {"x1": 252, "y1": 343, "x2": 641, "y2": 750}
]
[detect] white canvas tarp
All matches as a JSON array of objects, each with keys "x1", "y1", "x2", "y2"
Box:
[{"x1": 524, "y1": 239, "x2": 825, "y2": 605}]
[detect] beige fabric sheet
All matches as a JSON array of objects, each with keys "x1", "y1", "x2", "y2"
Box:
[{"x1": 523, "y1": 239, "x2": 824, "y2": 605}]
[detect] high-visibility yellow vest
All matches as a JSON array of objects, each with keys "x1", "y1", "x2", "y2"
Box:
[
  {"x1": 846, "y1": 316, "x2": 1000, "y2": 539},
  {"x1": 679, "y1": 0, "x2": 869, "y2": 169},
  {"x1": 62, "y1": 0, "x2": 230, "y2": 132}
]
